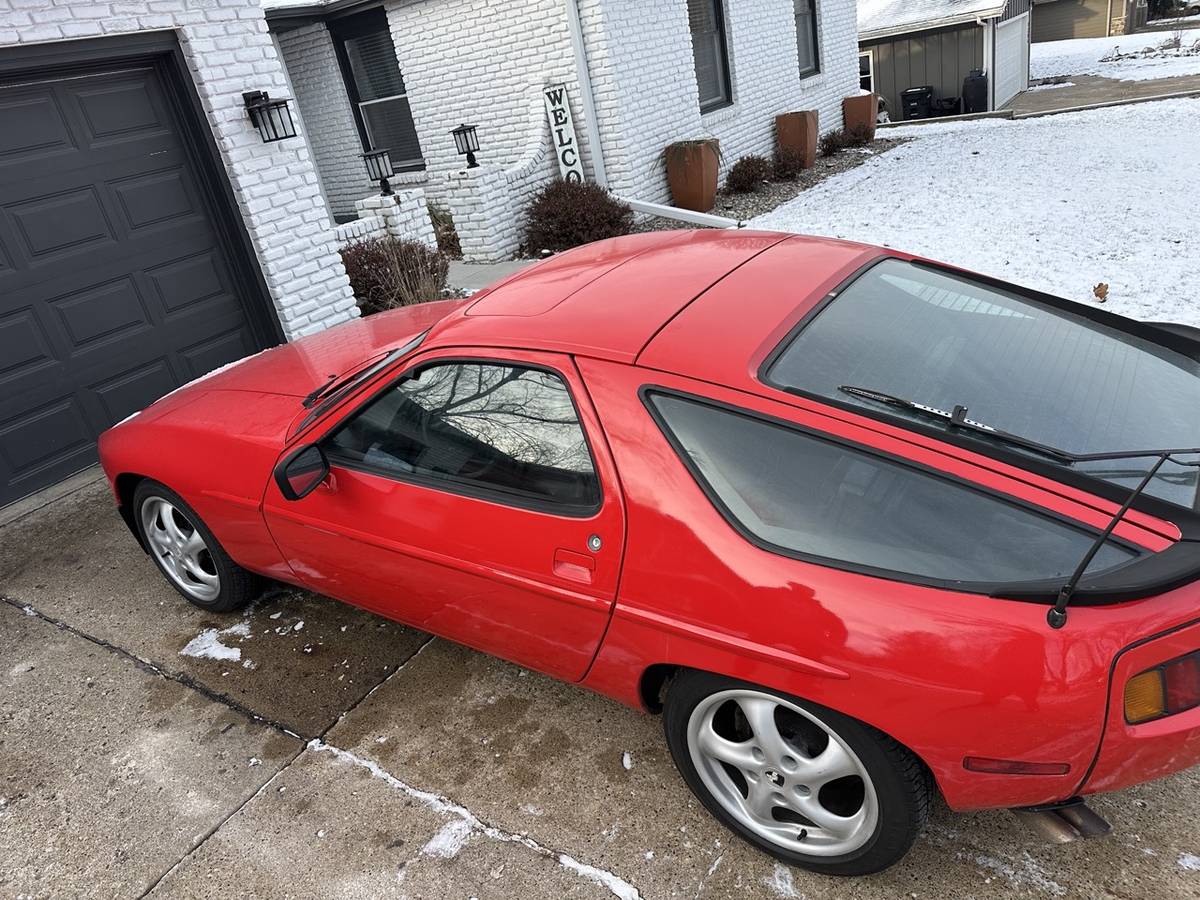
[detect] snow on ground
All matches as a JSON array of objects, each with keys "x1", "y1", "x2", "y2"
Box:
[
  {"x1": 1031, "y1": 30, "x2": 1200, "y2": 81},
  {"x1": 751, "y1": 98, "x2": 1199, "y2": 326}
]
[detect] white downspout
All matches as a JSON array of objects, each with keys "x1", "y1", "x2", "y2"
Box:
[
  {"x1": 564, "y1": 0, "x2": 608, "y2": 186},
  {"x1": 981, "y1": 17, "x2": 995, "y2": 111}
]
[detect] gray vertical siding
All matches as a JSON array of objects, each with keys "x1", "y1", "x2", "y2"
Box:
[
  {"x1": 863, "y1": 23, "x2": 985, "y2": 121},
  {"x1": 1001, "y1": 0, "x2": 1033, "y2": 23}
]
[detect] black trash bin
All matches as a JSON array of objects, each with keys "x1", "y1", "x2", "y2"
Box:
[
  {"x1": 932, "y1": 97, "x2": 961, "y2": 117},
  {"x1": 901, "y1": 86, "x2": 934, "y2": 121},
  {"x1": 962, "y1": 69, "x2": 988, "y2": 113}
]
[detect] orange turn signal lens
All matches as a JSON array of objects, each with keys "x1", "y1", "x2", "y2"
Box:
[{"x1": 1124, "y1": 670, "x2": 1167, "y2": 724}]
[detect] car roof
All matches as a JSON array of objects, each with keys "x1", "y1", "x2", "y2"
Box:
[{"x1": 427, "y1": 230, "x2": 881, "y2": 364}]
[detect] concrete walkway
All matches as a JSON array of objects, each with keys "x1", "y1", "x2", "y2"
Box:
[
  {"x1": 1008, "y1": 72, "x2": 1200, "y2": 115},
  {"x1": 447, "y1": 258, "x2": 536, "y2": 293},
  {"x1": 4, "y1": 481, "x2": 1200, "y2": 897}
]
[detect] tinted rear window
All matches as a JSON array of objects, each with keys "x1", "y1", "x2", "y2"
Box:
[
  {"x1": 764, "y1": 259, "x2": 1200, "y2": 508},
  {"x1": 650, "y1": 393, "x2": 1136, "y2": 589}
]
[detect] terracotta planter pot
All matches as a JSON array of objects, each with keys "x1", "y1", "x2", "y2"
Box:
[
  {"x1": 775, "y1": 110, "x2": 818, "y2": 169},
  {"x1": 664, "y1": 140, "x2": 719, "y2": 213},
  {"x1": 842, "y1": 94, "x2": 877, "y2": 141}
]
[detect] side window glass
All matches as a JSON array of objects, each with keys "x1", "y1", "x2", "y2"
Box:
[
  {"x1": 649, "y1": 392, "x2": 1137, "y2": 587},
  {"x1": 326, "y1": 361, "x2": 600, "y2": 512}
]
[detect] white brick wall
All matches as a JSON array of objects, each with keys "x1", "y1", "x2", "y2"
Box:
[
  {"x1": 267, "y1": 0, "x2": 858, "y2": 260},
  {"x1": 582, "y1": 0, "x2": 859, "y2": 203},
  {"x1": 0, "y1": 0, "x2": 359, "y2": 339},
  {"x1": 276, "y1": 21, "x2": 377, "y2": 221}
]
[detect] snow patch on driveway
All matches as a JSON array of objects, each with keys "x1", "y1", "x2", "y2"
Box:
[
  {"x1": 420, "y1": 819, "x2": 472, "y2": 859},
  {"x1": 1180, "y1": 851, "x2": 1200, "y2": 871},
  {"x1": 752, "y1": 98, "x2": 1200, "y2": 325},
  {"x1": 180, "y1": 621, "x2": 251, "y2": 663},
  {"x1": 1032, "y1": 32, "x2": 1200, "y2": 81}
]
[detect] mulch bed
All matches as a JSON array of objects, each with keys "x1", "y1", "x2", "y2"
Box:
[{"x1": 632, "y1": 137, "x2": 907, "y2": 231}]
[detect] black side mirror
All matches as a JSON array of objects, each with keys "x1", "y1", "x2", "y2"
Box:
[{"x1": 275, "y1": 444, "x2": 329, "y2": 501}]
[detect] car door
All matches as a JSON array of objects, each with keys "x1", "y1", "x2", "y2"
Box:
[{"x1": 261, "y1": 347, "x2": 625, "y2": 682}]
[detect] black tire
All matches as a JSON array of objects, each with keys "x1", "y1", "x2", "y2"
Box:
[
  {"x1": 663, "y1": 670, "x2": 932, "y2": 876},
  {"x1": 133, "y1": 480, "x2": 261, "y2": 613}
]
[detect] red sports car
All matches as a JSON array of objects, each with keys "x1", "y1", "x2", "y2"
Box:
[{"x1": 98, "y1": 231, "x2": 1200, "y2": 875}]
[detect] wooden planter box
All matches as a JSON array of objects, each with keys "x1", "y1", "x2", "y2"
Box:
[
  {"x1": 842, "y1": 94, "x2": 877, "y2": 141},
  {"x1": 664, "y1": 140, "x2": 719, "y2": 213},
  {"x1": 775, "y1": 110, "x2": 818, "y2": 169}
]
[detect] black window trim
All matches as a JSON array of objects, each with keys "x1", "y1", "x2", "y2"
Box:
[
  {"x1": 691, "y1": 0, "x2": 734, "y2": 114},
  {"x1": 795, "y1": 0, "x2": 821, "y2": 79},
  {"x1": 640, "y1": 385, "x2": 1151, "y2": 603},
  {"x1": 327, "y1": 6, "x2": 425, "y2": 173},
  {"x1": 756, "y1": 255, "x2": 1200, "y2": 537},
  {"x1": 320, "y1": 355, "x2": 605, "y2": 518}
]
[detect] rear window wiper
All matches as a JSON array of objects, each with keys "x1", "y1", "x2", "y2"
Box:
[{"x1": 837, "y1": 385, "x2": 1076, "y2": 463}]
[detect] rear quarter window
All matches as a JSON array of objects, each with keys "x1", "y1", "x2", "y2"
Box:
[{"x1": 648, "y1": 392, "x2": 1136, "y2": 590}]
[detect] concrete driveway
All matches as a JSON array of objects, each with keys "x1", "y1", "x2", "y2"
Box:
[{"x1": 2, "y1": 475, "x2": 1198, "y2": 899}]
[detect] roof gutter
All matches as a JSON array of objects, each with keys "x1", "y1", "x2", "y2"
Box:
[
  {"x1": 859, "y1": 6, "x2": 1005, "y2": 42},
  {"x1": 563, "y1": 0, "x2": 607, "y2": 186}
]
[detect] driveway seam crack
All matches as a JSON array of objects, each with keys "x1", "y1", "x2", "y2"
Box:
[
  {"x1": 2, "y1": 596, "x2": 301, "y2": 738},
  {"x1": 309, "y1": 738, "x2": 644, "y2": 900}
]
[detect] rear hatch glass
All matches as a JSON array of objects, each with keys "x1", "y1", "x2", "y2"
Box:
[{"x1": 763, "y1": 259, "x2": 1200, "y2": 509}]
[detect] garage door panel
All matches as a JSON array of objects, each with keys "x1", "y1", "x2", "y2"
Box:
[
  {"x1": 0, "y1": 306, "x2": 55, "y2": 383},
  {"x1": 0, "y1": 86, "x2": 76, "y2": 167},
  {"x1": 179, "y1": 327, "x2": 257, "y2": 381},
  {"x1": 90, "y1": 357, "x2": 177, "y2": 425},
  {"x1": 66, "y1": 68, "x2": 171, "y2": 148},
  {"x1": 145, "y1": 248, "x2": 235, "y2": 317},
  {"x1": 7, "y1": 185, "x2": 117, "y2": 264},
  {"x1": 0, "y1": 62, "x2": 271, "y2": 507},
  {"x1": 0, "y1": 394, "x2": 95, "y2": 488},
  {"x1": 49, "y1": 276, "x2": 151, "y2": 354},
  {"x1": 111, "y1": 165, "x2": 204, "y2": 233}
]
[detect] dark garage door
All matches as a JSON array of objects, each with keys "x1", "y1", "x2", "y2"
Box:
[{"x1": 0, "y1": 62, "x2": 274, "y2": 507}]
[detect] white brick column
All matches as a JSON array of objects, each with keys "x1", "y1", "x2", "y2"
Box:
[
  {"x1": 443, "y1": 167, "x2": 523, "y2": 263},
  {"x1": 355, "y1": 189, "x2": 437, "y2": 247}
]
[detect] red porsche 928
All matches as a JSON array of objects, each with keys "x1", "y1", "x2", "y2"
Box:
[{"x1": 98, "y1": 231, "x2": 1200, "y2": 875}]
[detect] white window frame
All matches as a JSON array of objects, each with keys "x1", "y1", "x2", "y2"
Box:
[{"x1": 858, "y1": 50, "x2": 874, "y2": 94}]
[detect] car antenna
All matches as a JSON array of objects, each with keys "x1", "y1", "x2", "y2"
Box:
[{"x1": 1048, "y1": 449, "x2": 1200, "y2": 629}]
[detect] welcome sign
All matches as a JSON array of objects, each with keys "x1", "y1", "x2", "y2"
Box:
[{"x1": 543, "y1": 83, "x2": 585, "y2": 182}]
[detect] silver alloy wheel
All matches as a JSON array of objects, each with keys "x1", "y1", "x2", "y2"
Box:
[
  {"x1": 140, "y1": 496, "x2": 220, "y2": 602},
  {"x1": 687, "y1": 689, "x2": 879, "y2": 857}
]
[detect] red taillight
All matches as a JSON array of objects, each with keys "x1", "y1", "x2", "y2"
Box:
[
  {"x1": 963, "y1": 756, "x2": 1071, "y2": 776},
  {"x1": 1164, "y1": 652, "x2": 1200, "y2": 715}
]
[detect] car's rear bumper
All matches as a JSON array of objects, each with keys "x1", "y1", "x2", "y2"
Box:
[{"x1": 1081, "y1": 617, "x2": 1200, "y2": 796}]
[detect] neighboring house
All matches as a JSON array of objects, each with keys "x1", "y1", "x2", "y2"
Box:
[
  {"x1": 858, "y1": 0, "x2": 1032, "y2": 119},
  {"x1": 266, "y1": 0, "x2": 860, "y2": 246},
  {"x1": 1031, "y1": 0, "x2": 1143, "y2": 42}
]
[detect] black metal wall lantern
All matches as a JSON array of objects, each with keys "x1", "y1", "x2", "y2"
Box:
[
  {"x1": 363, "y1": 148, "x2": 394, "y2": 196},
  {"x1": 243, "y1": 91, "x2": 297, "y2": 143},
  {"x1": 451, "y1": 123, "x2": 480, "y2": 168}
]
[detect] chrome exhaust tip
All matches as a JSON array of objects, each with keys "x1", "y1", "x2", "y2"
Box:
[{"x1": 1012, "y1": 798, "x2": 1112, "y2": 844}]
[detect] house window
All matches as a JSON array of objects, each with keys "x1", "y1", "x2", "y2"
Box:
[
  {"x1": 859, "y1": 50, "x2": 874, "y2": 92},
  {"x1": 688, "y1": 0, "x2": 732, "y2": 112},
  {"x1": 330, "y1": 9, "x2": 423, "y2": 170},
  {"x1": 795, "y1": 0, "x2": 820, "y2": 78}
]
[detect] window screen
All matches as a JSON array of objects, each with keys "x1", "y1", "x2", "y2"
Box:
[
  {"x1": 688, "y1": 0, "x2": 732, "y2": 111},
  {"x1": 795, "y1": 0, "x2": 820, "y2": 77},
  {"x1": 333, "y1": 10, "x2": 423, "y2": 168},
  {"x1": 765, "y1": 259, "x2": 1200, "y2": 508},
  {"x1": 650, "y1": 393, "x2": 1136, "y2": 588},
  {"x1": 326, "y1": 362, "x2": 600, "y2": 512}
]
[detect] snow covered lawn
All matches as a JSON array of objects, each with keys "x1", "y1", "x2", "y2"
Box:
[
  {"x1": 751, "y1": 98, "x2": 1199, "y2": 326},
  {"x1": 1032, "y1": 30, "x2": 1200, "y2": 81}
]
